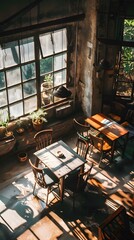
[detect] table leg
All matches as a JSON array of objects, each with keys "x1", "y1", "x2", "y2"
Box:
[
  {"x1": 59, "y1": 177, "x2": 65, "y2": 201},
  {"x1": 122, "y1": 132, "x2": 129, "y2": 157}
]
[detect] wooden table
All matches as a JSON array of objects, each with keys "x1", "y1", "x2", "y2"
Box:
[
  {"x1": 85, "y1": 113, "x2": 129, "y2": 159},
  {"x1": 34, "y1": 140, "x2": 86, "y2": 201}
]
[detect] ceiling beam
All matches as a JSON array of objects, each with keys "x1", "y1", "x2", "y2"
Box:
[
  {"x1": 0, "y1": 0, "x2": 43, "y2": 31},
  {"x1": 0, "y1": 13, "x2": 85, "y2": 38}
]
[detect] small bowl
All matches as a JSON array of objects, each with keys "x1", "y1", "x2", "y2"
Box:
[{"x1": 18, "y1": 152, "x2": 28, "y2": 162}]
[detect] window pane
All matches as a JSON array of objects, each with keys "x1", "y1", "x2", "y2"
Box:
[
  {"x1": 24, "y1": 96, "x2": 37, "y2": 114},
  {"x1": 0, "y1": 72, "x2": 6, "y2": 89},
  {"x1": 40, "y1": 33, "x2": 53, "y2": 57},
  {"x1": 2, "y1": 41, "x2": 19, "y2": 67},
  {"x1": 0, "y1": 47, "x2": 4, "y2": 69},
  {"x1": 6, "y1": 67, "x2": 21, "y2": 87},
  {"x1": 123, "y1": 19, "x2": 134, "y2": 41},
  {"x1": 54, "y1": 70, "x2": 66, "y2": 87},
  {"x1": 22, "y1": 63, "x2": 36, "y2": 81},
  {"x1": 54, "y1": 53, "x2": 67, "y2": 71},
  {"x1": 0, "y1": 108, "x2": 8, "y2": 122},
  {"x1": 20, "y1": 37, "x2": 35, "y2": 63},
  {"x1": 23, "y1": 80, "x2": 36, "y2": 97},
  {"x1": 40, "y1": 57, "x2": 53, "y2": 75},
  {"x1": 122, "y1": 47, "x2": 134, "y2": 61},
  {"x1": 8, "y1": 85, "x2": 22, "y2": 103},
  {"x1": 53, "y1": 29, "x2": 67, "y2": 53},
  {"x1": 9, "y1": 102, "x2": 23, "y2": 120},
  {"x1": 0, "y1": 90, "x2": 7, "y2": 106}
]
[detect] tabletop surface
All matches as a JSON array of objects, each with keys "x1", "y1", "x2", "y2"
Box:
[
  {"x1": 34, "y1": 140, "x2": 86, "y2": 179},
  {"x1": 85, "y1": 113, "x2": 128, "y2": 141}
]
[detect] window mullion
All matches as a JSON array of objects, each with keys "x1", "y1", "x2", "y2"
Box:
[{"x1": 34, "y1": 35, "x2": 41, "y2": 108}]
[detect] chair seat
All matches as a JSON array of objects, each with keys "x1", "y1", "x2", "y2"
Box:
[
  {"x1": 96, "y1": 140, "x2": 112, "y2": 152},
  {"x1": 43, "y1": 168, "x2": 59, "y2": 186},
  {"x1": 102, "y1": 140, "x2": 112, "y2": 151}
]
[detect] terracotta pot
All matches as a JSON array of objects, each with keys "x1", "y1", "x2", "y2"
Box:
[
  {"x1": 32, "y1": 120, "x2": 44, "y2": 131},
  {"x1": 18, "y1": 152, "x2": 28, "y2": 162}
]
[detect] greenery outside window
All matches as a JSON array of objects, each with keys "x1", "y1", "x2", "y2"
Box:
[{"x1": 116, "y1": 19, "x2": 134, "y2": 99}]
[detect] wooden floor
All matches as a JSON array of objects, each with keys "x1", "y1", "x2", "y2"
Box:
[{"x1": 0, "y1": 132, "x2": 134, "y2": 240}]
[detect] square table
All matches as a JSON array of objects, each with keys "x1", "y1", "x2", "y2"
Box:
[
  {"x1": 85, "y1": 113, "x2": 129, "y2": 159},
  {"x1": 34, "y1": 140, "x2": 86, "y2": 201}
]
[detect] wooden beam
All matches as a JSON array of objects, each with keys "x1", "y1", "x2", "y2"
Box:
[
  {"x1": 0, "y1": 13, "x2": 85, "y2": 38},
  {"x1": 0, "y1": 0, "x2": 43, "y2": 31},
  {"x1": 98, "y1": 37, "x2": 134, "y2": 47}
]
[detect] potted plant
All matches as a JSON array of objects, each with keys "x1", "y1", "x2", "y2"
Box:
[
  {"x1": 41, "y1": 74, "x2": 53, "y2": 90},
  {"x1": 0, "y1": 109, "x2": 13, "y2": 137},
  {"x1": 41, "y1": 74, "x2": 53, "y2": 105},
  {"x1": 29, "y1": 108, "x2": 47, "y2": 131}
]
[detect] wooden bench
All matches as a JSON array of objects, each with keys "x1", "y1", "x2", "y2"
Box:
[{"x1": 98, "y1": 206, "x2": 134, "y2": 240}]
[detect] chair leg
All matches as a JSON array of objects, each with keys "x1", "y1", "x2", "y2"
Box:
[
  {"x1": 33, "y1": 182, "x2": 37, "y2": 195},
  {"x1": 89, "y1": 145, "x2": 93, "y2": 157},
  {"x1": 98, "y1": 152, "x2": 103, "y2": 167},
  {"x1": 46, "y1": 187, "x2": 51, "y2": 205}
]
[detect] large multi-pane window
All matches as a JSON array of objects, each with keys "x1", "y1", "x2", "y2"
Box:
[
  {"x1": 0, "y1": 28, "x2": 67, "y2": 120},
  {"x1": 115, "y1": 19, "x2": 134, "y2": 99}
]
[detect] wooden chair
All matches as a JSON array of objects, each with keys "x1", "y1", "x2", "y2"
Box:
[
  {"x1": 121, "y1": 109, "x2": 134, "y2": 140},
  {"x1": 65, "y1": 161, "x2": 93, "y2": 209},
  {"x1": 116, "y1": 109, "x2": 134, "y2": 145},
  {"x1": 69, "y1": 135, "x2": 89, "y2": 176},
  {"x1": 124, "y1": 109, "x2": 134, "y2": 126},
  {"x1": 34, "y1": 129, "x2": 53, "y2": 166},
  {"x1": 65, "y1": 136, "x2": 93, "y2": 208},
  {"x1": 73, "y1": 118, "x2": 99, "y2": 143},
  {"x1": 29, "y1": 159, "x2": 59, "y2": 205},
  {"x1": 117, "y1": 110, "x2": 134, "y2": 153},
  {"x1": 89, "y1": 132, "x2": 113, "y2": 167},
  {"x1": 98, "y1": 205, "x2": 134, "y2": 240},
  {"x1": 73, "y1": 118, "x2": 91, "y2": 142},
  {"x1": 108, "y1": 101, "x2": 127, "y2": 123},
  {"x1": 76, "y1": 135, "x2": 89, "y2": 159},
  {"x1": 34, "y1": 129, "x2": 53, "y2": 150}
]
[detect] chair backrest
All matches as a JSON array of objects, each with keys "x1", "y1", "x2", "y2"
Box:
[
  {"x1": 125, "y1": 109, "x2": 134, "y2": 126},
  {"x1": 73, "y1": 118, "x2": 90, "y2": 137},
  {"x1": 78, "y1": 162, "x2": 93, "y2": 189},
  {"x1": 98, "y1": 206, "x2": 133, "y2": 240},
  {"x1": 110, "y1": 101, "x2": 127, "y2": 122},
  {"x1": 34, "y1": 129, "x2": 53, "y2": 150},
  {"x1": 89, "y1": 133, "x2": 103, "y2": 152},
  {"x1": 29, "y1": 159, "x2": 47, "y2": 188},
  {"x1": 76, "y1": 136, "x2": 89, "y2": 159}
]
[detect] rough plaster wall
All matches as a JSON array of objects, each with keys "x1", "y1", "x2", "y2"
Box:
[{"x1": 76, "y1": 0, "x2": 101, "y2": 116}]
